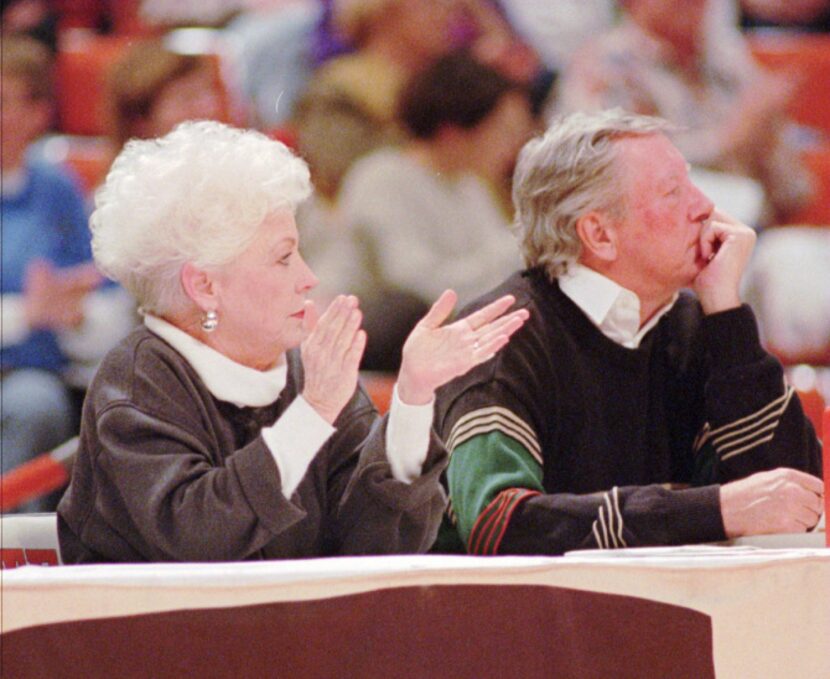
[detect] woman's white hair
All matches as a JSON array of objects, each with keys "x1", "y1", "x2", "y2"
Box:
[
  {"x1": 512, "y1": 108, "x2": 673, "y2": 280},
  {"x1": 91, "y1": 120, "x2": 311, "y2": 316}
]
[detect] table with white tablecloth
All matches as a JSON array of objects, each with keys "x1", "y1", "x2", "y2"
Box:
[{"x1": 2, "y1": 538, "x2": 828, "y2": 679}]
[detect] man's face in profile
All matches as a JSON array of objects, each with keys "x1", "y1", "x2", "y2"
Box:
[{"x1": 609, "y1": 133, "x2": 714, "y2": 300}]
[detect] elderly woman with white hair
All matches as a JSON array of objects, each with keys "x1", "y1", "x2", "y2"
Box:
[{"x1": 57, "y1": 121, "x2": 528, "y2": 563}]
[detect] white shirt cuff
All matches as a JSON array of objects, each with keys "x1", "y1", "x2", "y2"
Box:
[
  {"x1": 261, "y1": 395, "x2": 335, "y2": 499},
  {"x1": 385, "y1": 384, "x2": 434, "y2": 483},
  {"x1": 1, "y1": 294, "x2": 31, "y2": 346}
]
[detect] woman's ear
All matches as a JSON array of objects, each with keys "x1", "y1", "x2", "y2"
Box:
[
  {"x1": 180, "y1": 262, "x2": 217, "y2": 311},
  {"x1": 575, "y1": 211, "x2": 618, "y2": 264}
]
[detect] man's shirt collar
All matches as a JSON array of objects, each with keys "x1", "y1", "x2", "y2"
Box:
[{"x1": 559, "y1": 263, "x2": 678, "y2": 349}]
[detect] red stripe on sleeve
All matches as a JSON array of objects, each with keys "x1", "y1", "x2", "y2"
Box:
[{"x1": 490, "y1": 489, "x2": 541, "y2": 554}]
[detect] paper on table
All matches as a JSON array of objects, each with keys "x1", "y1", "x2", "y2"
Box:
[{"x1": 563, "y1": 545, "x2": 758, "y2": 559}]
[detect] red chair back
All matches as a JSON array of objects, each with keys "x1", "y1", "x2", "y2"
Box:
[
  {"x1": 0, "y1": 514, "x2": 62, "y2": 569},
  {"x1": 0, "y1": 438, "x2": 77, "y2": 513},
  {"x1": 796, "y1": 388, "x2": 826, "y2": 439},
  {"x1": 750, "y1": 33, "x2": 830, "y2": 134}
]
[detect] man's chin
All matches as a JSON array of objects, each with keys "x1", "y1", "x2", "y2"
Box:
[{"x1": 679, "y1": 262, "x2": 704, "y2": 290}]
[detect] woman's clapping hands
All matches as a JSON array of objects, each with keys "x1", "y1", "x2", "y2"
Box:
[
  {"x1": 301, "y1": 290, "x2": 529, "y2": 423},
  {"x1": 301, "y1": 295, "x2": 366, "y2": 424},
  {"x1": 397, "y1": 290, "x2": 529, "y2": 405}
]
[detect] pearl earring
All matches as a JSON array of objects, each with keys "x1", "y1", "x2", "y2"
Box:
[{"x1": 201, "y1": 310, "x2": 218, "y2": 333}]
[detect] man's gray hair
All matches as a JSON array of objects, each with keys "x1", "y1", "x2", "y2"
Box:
[{"x1": 512, "y1": 108, "x2": 673, "y2": 279}]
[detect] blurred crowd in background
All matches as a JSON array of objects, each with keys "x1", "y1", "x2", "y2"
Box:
[{"x1": 2, "y1": 0, "x2": 830, "y2": 510}]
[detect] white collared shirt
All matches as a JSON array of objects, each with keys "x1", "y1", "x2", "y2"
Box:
[
  {"x1": 144, "y1": 315, "x2": 431, "y2": 498},
  {"x1": 558, "y1": 264, "x2": 678, "y2": 349}
]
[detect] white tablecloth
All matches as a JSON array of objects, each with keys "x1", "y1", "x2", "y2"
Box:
[{"x1": 3, "y1": 542, "x2": 828, "y2": 679}]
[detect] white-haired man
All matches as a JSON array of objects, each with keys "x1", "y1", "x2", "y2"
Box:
[{"x1": 435, "y1": 109, "x2": 823, "y2": 555}]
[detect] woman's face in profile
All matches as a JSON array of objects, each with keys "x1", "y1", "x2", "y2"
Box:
[{"x1": 208, "y1": 210, "x2": 319, "y2": 371}]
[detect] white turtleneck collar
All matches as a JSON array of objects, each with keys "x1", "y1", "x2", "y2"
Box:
[{"x1": 144, "y1": 314, "x2": 287, "y2": 408}]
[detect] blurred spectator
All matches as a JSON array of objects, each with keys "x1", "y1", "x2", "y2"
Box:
[
  {"x1": 740, "y1": 0, "x2": 830, "y2": 32},
  {"x1": 499, "y1": 0, "x2": 618, "y2": 72},
  {"x1": 743, "y1": 227, "x2": 830, "y2": 364},
  {"x1": 1, "y1": 36, "x2": 101, "y2": 505},
  {"x1": 327, "y1": 52, "x2": 532, "y2": 369},
  {"x1": 310, "y1": 0, "x2": 350, "y2": 64},
  {"x1": 106, "y1": 38, "x2": 224, "y2": 149},
  {"x1": 138, "y1": 0, "x2": 242, "y2": 27},
  {"x1": 224, "y1": 1, "x2": 321, "y2": 129},
  {"x1": 293, "y1": 0, "x2": 458, "y2": 201},
  {"x1": 558, "y1": 0, "x2": 815, "y2": 225},
  {"x1": 454, "y1": 0, "x2": 551, "y2": 113},
  {"x1": 0, "y1": 0, "x2": 58, "y2": 52}
]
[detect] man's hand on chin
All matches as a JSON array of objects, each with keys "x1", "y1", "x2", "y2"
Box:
[{"x1": 693, "y1": 209, "x2": 756, "y2": 315}]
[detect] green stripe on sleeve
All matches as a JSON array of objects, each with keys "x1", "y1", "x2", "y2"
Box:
[{"x1": 447, "y1": 431, "x2": 544, "y2": 548}]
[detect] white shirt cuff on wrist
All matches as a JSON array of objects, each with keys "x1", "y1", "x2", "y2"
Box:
[
  {"x1": 261, "y1": 395, "x2": 335, "y2": 499},
  {"x1": 386, "y1": 384, "x2": 434, "y2": 483}
]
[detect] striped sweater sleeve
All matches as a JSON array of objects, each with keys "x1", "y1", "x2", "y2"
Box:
[
  {"x1": 691, "y1": 306, "x2": 822, "y2": 484},
  {"x1": 447, "y1": 425, "x2": 726, "y2": 555},
  {"x1": 446, "y1": 425, "x2": 543, "y2": 555}
]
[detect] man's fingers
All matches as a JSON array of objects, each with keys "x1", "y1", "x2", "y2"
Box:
[
  {"x1": 419, "y1": 289, "x2": 458, "y2": 330},
  {"x1": 698, "y1": 220, "x2": 723, "y2": 262},
  {"x1": 783, "y1": 468, "x2": 825, "y2": 495},
  {"x1": 791, "y1": 504, "x2": 822, "y2": 531},
  {"x1": 709, "y1": 208, "x2": 742, "y2": 227},
  {"x1": 462, "y1": 294, "x2": 518, "y2": 331}
]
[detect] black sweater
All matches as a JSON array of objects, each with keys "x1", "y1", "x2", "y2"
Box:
[{"x1": 436, "y1": 269, "x2": 821, "y2": 555}]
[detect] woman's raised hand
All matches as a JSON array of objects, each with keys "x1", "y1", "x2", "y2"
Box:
[
  {"x1": 301, "y1": 295, "x2": 367, "y2": 424},
  {"x1": 397, "y1": 290, "x2": 529, "y2": 405}
]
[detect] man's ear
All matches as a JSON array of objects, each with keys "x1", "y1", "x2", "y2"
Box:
[
  {"x1": 575, "y1": 211, "x2": 618, "y2": 263},
  {"x1": 180, "y1": 262, "x2": 217, "y2": 310}
]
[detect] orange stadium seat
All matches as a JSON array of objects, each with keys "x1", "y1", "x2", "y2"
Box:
[
  {"x1": 55, "y1": 31, "x2": 135, "y2": 136},
  {"x1": 796, "y1": 388, "x2": 826, "y2": 439},
  {"x1": 750, "y1": 32, "x2": 830, "y2": 134},
  {"x1": 749, "y1": 33, "x2": 830, "y2": 225},
  {"x1": 55, "y1": 29, "x2": 236, "y2": 137},
  {"x1": 54, "y1": 0, "x2": 108, "y2": 32},
  {"x1": 788, "y1": 148, "x2": 830, "y2": 225},
  {"x1": 361, "y1": 372, "x2": 396, "y2": 415},
  {"x1": 54, "y1": 0, "x2": 154, "y2": 36}
]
